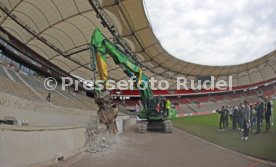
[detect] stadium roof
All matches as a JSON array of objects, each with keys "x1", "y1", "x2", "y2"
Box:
[{"x1": 0, "y1": 0, "x2": 275, "y2": 88}]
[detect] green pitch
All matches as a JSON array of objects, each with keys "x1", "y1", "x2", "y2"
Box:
[{"x1": 172, "y1": 99, "x2": 276, "y2": 162}]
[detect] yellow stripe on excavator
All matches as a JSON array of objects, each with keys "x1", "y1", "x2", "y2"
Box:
[
  {"x1": 138, "y1": 68, "x2": 143, "y2": 85},
  {"x1": 96, "y1": 52, "x2": 108, "y2": 81}
]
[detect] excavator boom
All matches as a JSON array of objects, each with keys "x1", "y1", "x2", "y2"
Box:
[
  {"x1": 91, "y1": 29, "x2": 153, "y2": 108},
  {"x1": 90, "y1": 28, "x2": 177, "y2": 133}
]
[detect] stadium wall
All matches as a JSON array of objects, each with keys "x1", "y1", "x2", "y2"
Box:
[
  {"x1": 0, "y1": 115, "x2": 134, "y2": 167},
  {"x1": 0, "y1": 125, "x2": 87, "y2": 167}
]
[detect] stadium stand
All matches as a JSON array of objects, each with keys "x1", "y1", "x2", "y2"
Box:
[
  {"x1": 0, "y1": 65, "x2": 7, "y2": 78},
  {"x1": 244, "y1": 90, "x2": 257, "y2": 96},
  {"x1": 0, "y1": 74, "x2": 40, "y2": 101},
  {"x1": 0, "y1": 63, "x2": 97, "y2": 126},
  {"x1": 178, "y1": 104, "x2": 194, "y2": 114},
  {"x1": 212, "y1": 95, "x2": 226, "y2": 101},
  {"x1": 227, "y1": 93, "x2": 242, "y2": 99},
  {"x1": 6, "y1": 68, "x2": 21, "y2": 82},
  {"x1": 123, "y1": 99, "x2": 140, "y2": 106},
  {"x1": 121, "y1": 82, "x2": 276, "y2": 115},
  {"x1": 189, "y1": 96, "x2": 210, "y2": 103},
  {"x1": 198, "y1": 102, "x2": 216, "y2": 112},
  {"x1": 264, "y1": 89, "x2": 276, "y2": 96}
]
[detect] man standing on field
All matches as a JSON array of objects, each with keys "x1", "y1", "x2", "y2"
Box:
[{"x1": 241, "y1": 100, "x2": 250, "y2": 141}]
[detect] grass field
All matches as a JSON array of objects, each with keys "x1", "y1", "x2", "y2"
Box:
[{"x1": 172, "y1": 100, "x2": 276, "y2": 162}]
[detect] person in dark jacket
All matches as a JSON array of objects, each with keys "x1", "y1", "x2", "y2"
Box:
[
  {"x1": 265, "y1": 97, "x2": 272, "y2": 132},
  {"x1": 217, "y1": 106, "x2": 226, "y2": 131},
  {"x1": 237, "y1": 103, "x2": 243, "y2": 131},
  {"x1": 256, "y1": 99, "x2": 264, "y2": 134},
  {"x1": 241, "y1": 100, "x2": 250, "y2": 141},
  {"x1": 225, "y1": 106, "x2": 229, "y2": 128},
  {"x1": 46, "y1": 91, "x2": 51, "y2": 102},
  {"x1": 232, "y1": 106, "x2": 238, "y2": 130},
  {"x1": 260, "y1": 98, "x2": 265, "y2": 127}
]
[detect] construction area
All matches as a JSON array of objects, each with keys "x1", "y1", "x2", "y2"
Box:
[
  {"x1": 0, "y1": 0, "x2": 275, "y2": 167},
  {"x1": 56, "y1": 127, "x2": 275, "y2": 167}
]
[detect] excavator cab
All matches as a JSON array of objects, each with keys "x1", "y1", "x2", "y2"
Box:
[{"x1": 146, "y1": 97, "x2": 169, "y2": 118}]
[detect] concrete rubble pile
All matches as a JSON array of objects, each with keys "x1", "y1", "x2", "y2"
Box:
[{"x1": 85, "y1": 125, "x2": 116, "y2": 154}]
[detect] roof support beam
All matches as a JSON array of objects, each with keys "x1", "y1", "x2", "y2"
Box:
[
  {"x1": 0, "y1": 0, "x2": 23, "y2": 25},
  {"x1": 64, "y1": 44, "x2": 90, "y2": 57},
  {"x1": 0, "y1": 3, "x2": 95, "y2": 74}
]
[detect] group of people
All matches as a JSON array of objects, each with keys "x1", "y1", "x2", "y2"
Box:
[{"x1": 216, "y1": 96, "x2": 273, "y2": 141}]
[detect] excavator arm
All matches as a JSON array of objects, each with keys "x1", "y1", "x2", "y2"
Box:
[
  {"x1": 91, "y1": 28, "x2": 153, "y2": 109},
  {"x1": 90, "y1": 28, "x2": 176, "y2": 133}
]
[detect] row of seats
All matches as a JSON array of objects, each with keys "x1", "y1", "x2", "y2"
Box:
[
  {"x1": 0, "y1": 65, "x2": 6, "y2": 77},
  {"x1": 189, "y1": 96, "x2": 210, "y2": 103},
  {"x1": 0, "y1": 75, "x2": 40, "y2": 101},
  {"x1": 3, "y1": 61, "x2": 271, "y2": 115},
  {"x1": 123, "y1": 83, "x2": 275, "y2": 114},
  {"x1": 0, "y1": 64, "x2": 97, "y2": 111}
]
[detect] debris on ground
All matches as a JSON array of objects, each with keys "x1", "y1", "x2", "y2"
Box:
[{"x1": 85, "y1": 125, "x2": 117, "y2": 154}]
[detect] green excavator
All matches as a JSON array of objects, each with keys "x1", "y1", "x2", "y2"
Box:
[{"x1": 90, "y1": 28, "x2": 177, "y2": 133}]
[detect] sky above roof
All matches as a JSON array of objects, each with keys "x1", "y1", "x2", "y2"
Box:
[{"x1": 144, "y1": 0, "x2": 276, "y2": 66}]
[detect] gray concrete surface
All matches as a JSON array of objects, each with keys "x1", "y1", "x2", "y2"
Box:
[
  {"x1": 0, "y1": 92, "x2": 98, "y2": 126},
  {"x1": 64, "y1": 127, "x2": 275, "y2": 167},
  {"x1": 0, "y1": 105, "x2": 96, "y2": 126},
  {"x1": 0, "y1": 125, "x2": 86, "y2": 167},
  {"x1": 0, "y1": 117, "x2": 133, "y2": 167}
]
